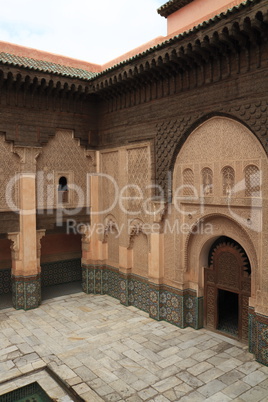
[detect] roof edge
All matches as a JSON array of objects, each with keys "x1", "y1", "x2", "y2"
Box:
[
  {"x1": 96, "y1": 0, "x2": 259, "y2": 79},
  {"x1": 0, "y1": 40, "x2": 102, "y2": 73},
  {"x1": 157, "y1": 0, "x2": 194, "y2": 18}
]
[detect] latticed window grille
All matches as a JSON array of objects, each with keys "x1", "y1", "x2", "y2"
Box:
[
  {"x1": 222, "y1": 166, "x2": 235, "y2": 196},
  {"x1": 245, "y1": 165, "x2": 260, "y2": 197},
  {"x1": 183, "y1": 168, "x2": 194, "y2": 196},
  {"x1": 202, "y1": 168, "x2": 213, "y2": 195}
]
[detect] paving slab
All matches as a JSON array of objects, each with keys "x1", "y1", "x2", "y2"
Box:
[{"x1": 0, "y1": 293, "x2": 267, "y2": 401}]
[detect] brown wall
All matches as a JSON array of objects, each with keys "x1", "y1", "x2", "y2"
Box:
[
  {"x1": 40, "y1": 233, "x2": 82, "y2": 263},
  {"x1": 0, "y1": 239, "x2": 11, "y2": 269}
]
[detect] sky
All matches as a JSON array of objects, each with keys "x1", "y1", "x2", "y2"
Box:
[{"x1": 0, "y1": 0, "x2": 167, "y2": 65}]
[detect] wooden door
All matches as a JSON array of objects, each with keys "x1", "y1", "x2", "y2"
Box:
[{"x1": 204, "y1": 238, "x2": 251, "y2": 342}]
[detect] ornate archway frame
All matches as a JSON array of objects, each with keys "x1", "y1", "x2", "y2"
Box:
[{"x1": 184, "y1": 213, "x2": 258, "y2": 301}]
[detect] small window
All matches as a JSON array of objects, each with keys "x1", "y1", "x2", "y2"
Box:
[
  {"x1": 245, "y1": 165, "x2": 260, "y2": 197},
  {"x1": 183, "y1": 168, "x2": 194, "y2": 196},
  {"x1": 222, "y1": 166, "x2": 235, "y2": 196},
  {"x1": 58, "y1": 176, "x2": 68, "y2": 203},
  {"x1": 202, "y1": 168, "x2": 213, "y2": 195}
]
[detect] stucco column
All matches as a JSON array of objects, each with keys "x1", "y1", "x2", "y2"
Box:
[
  {"x1": 149, "y1": 232, "x2": 164, "y2": 284},
  {"x1": 82, "y1": 165, "x2": 106, "y2": 294},
  {"x1": 117, "y1": 148, "x2": 132, "y2": 305},
  {"x1": 148, "y1": 230, "x2": 164, "y2": 321},
  {"x1": 11, "y1": 147, "x2": 42, "y2": 310}
]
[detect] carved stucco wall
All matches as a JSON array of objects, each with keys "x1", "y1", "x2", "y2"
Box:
[
  {"x1": 36, "y1": 130, "x2": 95, "y2": 209},
  {"x1": 127, "y1": 146, "x2": 150, "y2": 222},
  {"x1": 0, "y1": 134, "x2": 20, "y2": 210},
  {"x1": 101, "y1": 151, "x2": 119, "y2": 222},
  {"x1": 107, "y1": 230, "x2": 119, "y2": 266},
  {"x1": 169, "y1": 117, "x2": 268, "y2": 301},
  {"x1": 100, "y1": 144, "x2": 151, "y2": 259},
  {"x1": 156, "y1": 102, "x2": 268, "y2": 195},
  {"x1": 132, "y1": 233, "x2": 149, "y2": 278}
]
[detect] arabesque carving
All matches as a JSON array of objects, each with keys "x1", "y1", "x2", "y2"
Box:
[{"x1": 156, "y1": 103, "x2": 268, "y2": 194}]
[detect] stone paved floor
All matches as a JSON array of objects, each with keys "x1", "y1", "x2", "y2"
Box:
[{"x1": 0, "y1": 292, "x2": 268, "y2": 402}]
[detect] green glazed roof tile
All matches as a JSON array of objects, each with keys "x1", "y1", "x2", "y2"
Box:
[{"x1": 0, "y1": 52, "x2": 98, "y2": 80}]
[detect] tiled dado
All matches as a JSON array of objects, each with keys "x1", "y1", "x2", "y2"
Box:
[
  {"x1": 249, "y1": 308, "x2": 268, "y2": 366},
  {"x1": 12, "y1": 274, "x2": 41, "y2": 310},
  {"x1": 41, "y1": 258, "x2": 82, "y2": 287},
  {"x1": 82, "y1": 264, "x2": 120, "y2": 298},
  {"x1": 82, "y1": 265, "x2": 203, "y2": 329},
  {"x1": 0, "y1": 268, "x2": 12, "y2": 295},
  {"x1": 150, "y1": 284, "x2": 203, "y2": 329}
]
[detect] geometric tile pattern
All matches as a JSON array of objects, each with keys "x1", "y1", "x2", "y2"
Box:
[
  {"x1": 119, "y1": 274, "x2": 128, "y2": 306},
  {"x1": 41, "y1": 259, "x2": 82, "y2": 287},
  {"x1": 128, "y1": 276, "x2": 150, "y2": 313},
  {"x1": 248, "y1": 308, "x2": 256, "y2": 355},
  {"x1": 82, "y1": 265, "x2": 268, "y2": 366},
  {"x1": 12, "y1": 274, "x2": 41, "y2": 310},
  {"x1": 103, "y1": 266, "x2": 120, "y2": 299},
  {"x1": 0, "y1": 381, "x2": 53, "y2": 402},
  {"x1": 0, "y1": 268, "x2": 12, "y2": 295},
  {"x1": 255, "y1": 317, "x2": 268, "y2": 367},
  {"x1": 248, "y1": 309, "x2": 268, "y2": 366},
  {"x1": 82, "y1": 265, "x2": 95, "y2": 294},
  {"x1": 82, "y1": 264, "x2": 204, "y2": 330},
  {"x1": 183, "y1": 290, "x2": 203, "y2": 330},
  {"x1": 159, "y1": 287, "x2": 183, "y2": 327}
]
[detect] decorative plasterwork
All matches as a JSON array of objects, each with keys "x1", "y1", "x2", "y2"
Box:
[
  {"x1": 92, "y1": 1, "x2": 267, "y2": 96},
  {"x1": 13, "y1": 146, "x2": 42, "y2": 173},
  {"x1": 85, "y1": 150, "x2": 97, "y2": 167},
  {"x1": 103, "y1": 218, "x2": 118, "y2": 243},
  {"x1": 128, "y1": 221, "x2": 144, "y2": 249},
  {"x1": 36, "y1": 229, "x2": 46, "y2": 259},
  {"x1": 7, "y1": 232, "x2": 20, "y2": 260}
]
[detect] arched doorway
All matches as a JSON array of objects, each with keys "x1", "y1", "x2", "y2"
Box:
[{"x1": 204, "y1": 236, "x2": 251, "y2": 342}]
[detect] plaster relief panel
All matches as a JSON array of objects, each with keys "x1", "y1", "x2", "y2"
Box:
[
  {"x1": 36, "y1": 130, "x2": 95, "y2": 209},
  {"x1": 0, "y1": 135, "x2": 20, "y2": 210},
  {"x1": 101, "y1": 151, "x2": 119, "y2": 220},
  {"x1": 107, "y1": 231, "x2": 119, "y2": 267},
  {"x1": 127, "y1": 146, "x2": 150, "y2": 222},
  {"x1": 132, "y1": 233, "x2": 149, "y2": 278}
]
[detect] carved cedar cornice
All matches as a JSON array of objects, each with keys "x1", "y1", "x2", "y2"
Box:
[
  {"x1": 92, "y1": 1, "x2": 267, "y2": 97},
  {"x1": 0, "y1": 66, "x2": 94, "y2": 105}
]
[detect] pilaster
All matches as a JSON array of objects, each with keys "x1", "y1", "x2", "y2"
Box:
[
  {"x1": 82, "y1": 170, "x2": 106, "y2": 294},
  {"x1": 10, "y1": 147, "x2": 42, "y2": 310}
]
